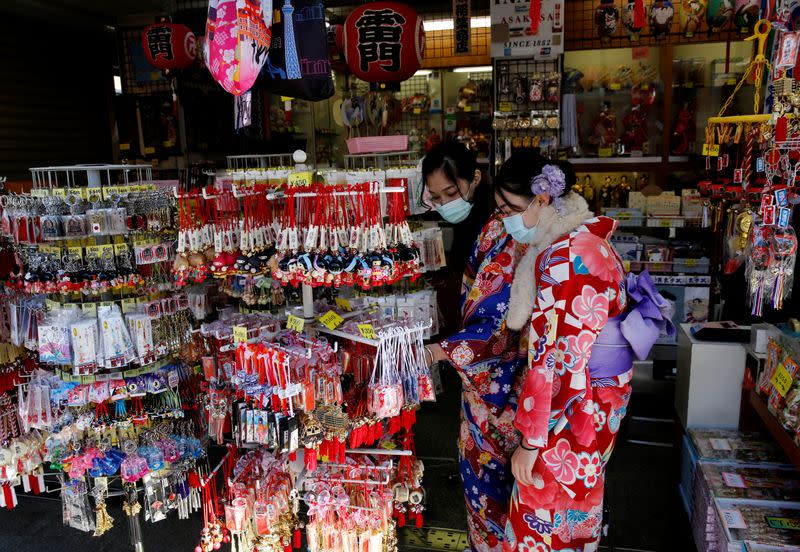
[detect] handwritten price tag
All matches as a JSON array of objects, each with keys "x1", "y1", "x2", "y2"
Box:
[
  {"x1": 659, "y1": 218, "x2": 672, "y2": 227},
  {"x1": 721, "y1": 509, "x2": 747, "y2": 529},
  {"x1": 319, "y1": 311, "x2": 344, "y2": 330},
  {"x1": 499, "y1": 101, "x2": 513, "y2": 113},
  {"x1": 233, "y1": 325, "x2": 248, "y2": 344},
  {"x1": 702, "y1": 143, "x2": 721, "y2": 157},
  {"x1": 357, "y1": 324, "x2": 377, "y2": 340},
  {"x1": 286, "y1": 315, "x2": 305, "y2": 333},
  {"x1": 335, "y1": 297, "x2": 352, "y2": 312},
  {"x1": 598, "y1": 147, "x2": 613, "y2": 158},
  {"x1": 771, "y1": 363, "x2": 794, "y2": 397}
]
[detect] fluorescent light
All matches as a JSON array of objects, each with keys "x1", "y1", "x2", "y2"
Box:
[
  {"x1": 113, "y1": 75, "x2": 122, "y2": 95},
  {"x1": 423, "y1": 17, "x2": 492, "y2": 32},
  {"x1": 453, "y1": 66, "x2": 493, "y2": 73},
  {"x1": 414, "y1": 70, "x2": 433, "y2": 77}
]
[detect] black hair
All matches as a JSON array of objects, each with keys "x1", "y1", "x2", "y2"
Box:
[
  {"x1": 493, "y1": 150, "x2": 577, "y2": 208},
  {"x1": 421, "y1": 140, "x2": 479, "y2": 204}
]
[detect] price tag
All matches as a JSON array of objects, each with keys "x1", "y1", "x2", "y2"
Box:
[
  {"x1": 609, "y1": 82, "x2": 622, "y2": 90},
  {"x1": 120, "y1": 143, "x2": 131, "y2": 151},
  {"x1": 685, "y1": 259, "x2": 698, "y2": 267},
  {"x1": 357, "y1": 324, "x2": 377, "y2": 340},
  {"x1": 286, "y1": 315, "x2": 305, "y2": 333},
  {"x1": 598, "y1": 147, "x2": 613, "y2": 158},
  {"x1": 288, "y1": 171, "x2": 312, "y2": 187},
  {"x1": 463, "y1": 105, "x2": 472, "y2": 112},
  {"x1": 81, "y1": 375, "x2": 96, "y2": 385},
  {"x1": 702, "y1": 143, "x2": 720, "y2": 157},
  {"x1": 499, "y1": 101, "x2": 513, "y2": 113},
  {"x1": 617, "y1": 211, "x2": 631, "y2": 221},
  {"x1": 319, "y1": 310, "x2": 344, "y2": 330},
  {"x1": 121, "y1": 299, "x2": 137, "y2": 314},
  {"x1": 721, "y1": 509, "x2": 747, "y2": 530},
  {"x1": 413, "y1": 107, "x2": 421, "y2": 115},
  {"x1": 771, "y1": 362, "x2": 793, "y2": 397},
  {"x1": 641, "y1": 84, "x2": 650, "y2": 90},
  {"x1": 659, "y1": 219, "x2": 672, "y2": 227},
  {"x1": 721, "y1": 472, "x2": 747, "y2": 488},
  {"x1": 51, "y1": 188, "x2": 67, "y2": 198},
  {"x1": 335, "y1": 297, "x2": 352, "y2": 312},
  {"x1": 765, "y1": 517, "x2": 800, "y2": 531},
  {"x1": 144, "y1": 146, "x2": 156, "y2": 155},
  {"x1": 233, "y1": 325, "x2": 248, "y2": 344},
  {"x1": 81, "y1": 303, "x2": 97, "y2": 316}
]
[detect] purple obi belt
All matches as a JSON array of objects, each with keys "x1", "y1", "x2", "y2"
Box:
[{"x1": 587, "y1": 271, "x2": 675, "y2": 380}]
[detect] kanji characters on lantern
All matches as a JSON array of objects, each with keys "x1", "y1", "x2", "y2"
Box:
[
  {"x1": 142, "y1": 23, "x2": 197, "y2": 70},
  {"x1": 343, "y1": 2, "x2": 425, "y2": 83}
]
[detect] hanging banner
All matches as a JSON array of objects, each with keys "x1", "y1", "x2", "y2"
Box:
[
  {"x1": 453, "y1": 0, "x2": 471, "y2": 55},
  {"x1": 490, "y1": 0, "x2": 563, "y2": 59}
]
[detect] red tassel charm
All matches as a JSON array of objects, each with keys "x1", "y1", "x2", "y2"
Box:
[
  {"x1": 528, "y1": 0, "x2": 542, "y2": 34},
  {"x1": 284, "y1": 545, "x2": 292, "y2": 552},
  {"x1": 415, "y1": 512, "x2": 423, "y2": 528},
  {"x1": 633, "y1": 0, "x2": 645, "y2": 28},
  {"x1": 397, "y1": 512, "x2": 406, "y2": 528},
  {"x1": 319, "y1": 439, "x2": 329, "y2": 462},
  {"x1": 305, "y1": 447, "x2": 318, "y2": 472},
  {"x1": 289, "y1": 450, "x2": 297, "y2": 462},
  {"x1": 293, "y1": 529, "x2": 301, "y2": 549},
  {"x1": 339, "y1": 439, "x2": 346, "y2": 463}
]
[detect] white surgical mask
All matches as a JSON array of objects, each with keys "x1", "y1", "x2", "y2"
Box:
[
  {"x1": 435, "y1": 197, "x2": 473, "y2": 224},
  {"x1": 502, "y1": 201, "x2": 539, "y2": 243}
]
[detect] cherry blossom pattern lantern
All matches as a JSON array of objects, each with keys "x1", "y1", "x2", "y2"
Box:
[
  {"x1": 205, "y1": 0, "x2": 273, "y2": 96},
  {"x1": 343, "y1": 2, "x2": 425, "y2": 83},
  {"x1": 142, "y1": 23, "x2": 197, "y2": 70}
]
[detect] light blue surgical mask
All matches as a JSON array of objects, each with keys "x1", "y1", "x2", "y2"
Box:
[
  {"x1": 435, "y1": 197, "x2": 473, "y2": 224},
  {"x1": 502, "y1": 203, "x2": 539, "y2": 243}
]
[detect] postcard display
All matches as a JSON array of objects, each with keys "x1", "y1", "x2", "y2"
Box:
[{"x1": 0, "y1": 158, "x2": 438, "y2": 552}]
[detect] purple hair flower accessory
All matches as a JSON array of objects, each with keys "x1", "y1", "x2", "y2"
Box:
[{"x1": 530, "y1": 164, "x2": 567, "y2": 213}]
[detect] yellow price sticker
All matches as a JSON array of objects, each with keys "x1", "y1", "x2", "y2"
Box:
[
  {"x1": 609, "y1": 82, "x2": 622, "y2": 90},
  {"x1": 144, "y1": 146, "x2": 156, "y2": 155},
  {"x1": 463, "y1": 105, "x2": 472, "y2": 112},
  {"x1": 772, "y1": 363, "x2": 794, "y2": 397},
  {"x1": 119, "y1": 143, "x2": 131, "y2": 151},
  {"x1": 81, "y1": 303, "x2": 97, "y2": 316},
  {"x1": 685, "y1": 259, "x2": 698, "y2": 267},
  {"x1": 623, "y1": 260, "x2": 632, "y2": 272},
  {"x1": 617, "y1": 211, "x2": 631, "y2": 221},
  {"x1": 357, "y1": 324, "x2": 377, "y2": 340},
  {"x1": 499, "y1": 101, "x2": 513, "y2": 113},
  {"x1": 335, "y1": 297, "x2": 352, "y2": 312},
  {"x1": 319, "y1": 310, "x2": 344, "y2": 330},
  {"x1": 659, "y1": 219, "x2": 672, "y2": 227},
  {"x1": 51, "y1": 188, "x2": 67, "y2": 198},
  {"x1": 233, "y1": 325, "x2": 248, "y2": 344},
  {"x1": 288, "y1": 171, "x2": 312, "y2": 187},
  {"x1": 286, "y1": 315, "x2": 305, "y2": 333},
  {"x1": 702, "y1": 143, "x2": 721, "y2": 157},
  {"x1": 413, "y1": 107, "x2": 422, "y2": 114},
  {"x1": 598, "y1": 147, "x2": 613, "y2": 158}
]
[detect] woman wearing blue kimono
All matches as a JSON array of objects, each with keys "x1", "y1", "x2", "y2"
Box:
[{"x1": 422, "y1": 141, "x2": 528, "y2": 551}]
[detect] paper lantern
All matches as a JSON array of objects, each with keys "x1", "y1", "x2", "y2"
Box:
[
  {"x1": 205, "y1": 0, "x2": 273, "y2": 96},
  {"x1": 142, "y1": 23, "x2": 197, "y2": 70},
  {"x1": 706, "y1": 0, "x2": 733, "y2": 31},
  {"x1": 343, "y1": 2, "x2": 425, "y2": 83}
]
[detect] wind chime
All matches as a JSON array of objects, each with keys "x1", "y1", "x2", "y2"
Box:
[{"x1": 700, "y1": 18, "x2": 799, "y2": 316}]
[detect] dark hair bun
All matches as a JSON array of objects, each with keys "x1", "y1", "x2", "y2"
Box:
[{"x1": 493, "y1": 151, "x2": 575, "y2": 200}]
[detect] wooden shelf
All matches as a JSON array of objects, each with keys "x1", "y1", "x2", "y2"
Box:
[{"x1": 749, "y1": 390, "x2": 800, "y2": 470}]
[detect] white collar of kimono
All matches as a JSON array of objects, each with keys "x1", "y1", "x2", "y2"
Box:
[{"x1": 506, "y1": 192, "x2": 593, "y2": 331}]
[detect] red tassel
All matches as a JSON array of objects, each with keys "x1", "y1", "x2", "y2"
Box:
[
  {"x1": 284, "y1": 545, "x2": 292, "y2": 552},
  {"x1": 305, "y1": 448, "x2": 317, "y2": 472},
  {"x1": 633, "y1": 0, "x2": 645, "y2": 28},
  {"x1": 397, "y1": 512, "x2": 406, "y2": 528},
  {"x1": 528, "y1": 0, "x2": 542, "y2": 34},
  {"x1": 289, "y1": 450, "x2": 297, "y2": 462},
  {"x1": 415, "y1": 512, "x2": 423, "y2": 528},
  {"x1": 293, "y1": 529, "x2": 301, "y2": 548},
  {"x1": 319, "y1": 439, "x2": 329, "y2": 461},
  {"x1": 339, "y1": 439, "x2": 346, "y2": 463}
]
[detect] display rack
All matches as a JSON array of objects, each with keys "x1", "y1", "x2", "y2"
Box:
[
  {"x1": 226, "y1": 153, "x2": 296, "y2": 170},
  {"x1": 749, "y1": 391, "x2": 800, "y2": 471},
  {"x1": 30, "y1": 164, "x2": 154, "y2": 190},
  {"x1": 343, "y1": 151, "x2": 419, "y2": 170}
]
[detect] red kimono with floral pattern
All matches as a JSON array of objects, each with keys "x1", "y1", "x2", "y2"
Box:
[{"x1": 503, "y1": 216, "x2": 632, "y2": 552}]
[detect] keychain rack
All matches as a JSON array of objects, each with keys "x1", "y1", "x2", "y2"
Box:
[
  {"x1": 343, "y1": 151, "x2": 418, "y2": 171},
  {"x1": 317, "y1": 319, "x2": 433, "y2": 348},
  {"x1": 226, "y1": 153, "x2": 295, "y2": 171},
  {"x1": 30, "y1": 164, "x2": 154, "y2": 191}
]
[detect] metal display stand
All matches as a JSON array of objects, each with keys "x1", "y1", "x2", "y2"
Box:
[{"x1": 29, "y1": 164, "x2": 153, "y2": 190}]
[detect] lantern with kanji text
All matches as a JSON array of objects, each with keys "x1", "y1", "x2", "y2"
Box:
[
  {"x1": 142, "y1": 23, "x2": 197, "y2": 70},
  {"x1": 343, "y1": 2, "x2": 425, "y2": 83}
]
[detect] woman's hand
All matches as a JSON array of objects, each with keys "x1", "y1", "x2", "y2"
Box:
[
  {"x1": 424, "y1": 344, "x2": 449, "y2": 366},
  {"x1": 511, "y1": 446, "x2": 539, "y2": 487}
]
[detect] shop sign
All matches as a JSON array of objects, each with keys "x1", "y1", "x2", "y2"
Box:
[
  {"x1": 490, "y1": 0, "x2": 563, "y2": 59},
  {"x1": 453, "y1": 0, "x2": 471, "y2": 54}
]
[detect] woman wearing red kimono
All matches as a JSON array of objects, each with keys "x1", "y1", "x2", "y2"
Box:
[{"x1": 491, "y1": 156, "x2": 673, "y2": 551}]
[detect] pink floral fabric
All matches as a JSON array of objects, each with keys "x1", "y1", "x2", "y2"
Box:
[
  {"x1": 205, "y1": 0, "x2": 272, "y2": 96},
  {"x1": 504, "y1": 216, "x2": 632, "y2": 552}
]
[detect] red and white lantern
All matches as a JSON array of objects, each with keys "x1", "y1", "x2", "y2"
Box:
[
  {"x1": 343, "y1": 2, "x2": 425, "y2": 83},
  {"x1": 142, "y1": 23, "x2": 197, "y2": 70}
]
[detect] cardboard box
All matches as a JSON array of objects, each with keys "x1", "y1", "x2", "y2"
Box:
[
  {"x1": 628, "y1": 191, "x2": 648, "y2": 213},
  {"x1": 647, "y1": 193, "x2": 681, "y2": 216}
]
